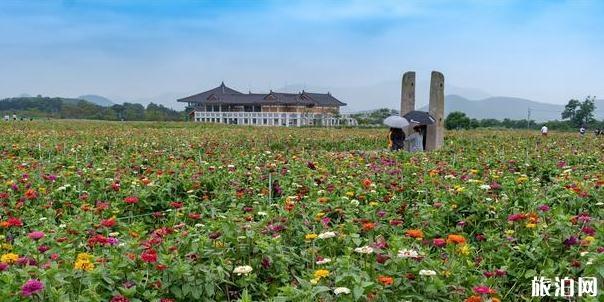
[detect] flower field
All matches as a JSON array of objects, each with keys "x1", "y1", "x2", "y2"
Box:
[{"x1": 0, "y1": 121, "x2": 602, "y2": 301}]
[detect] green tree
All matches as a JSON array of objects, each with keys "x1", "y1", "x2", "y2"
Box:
[
  {"x1": 445, "y1": 111, "x2": 471, "y2": 130},
  {"x1": 562, "y1": 97, "x2": 597, "y2": 127}
]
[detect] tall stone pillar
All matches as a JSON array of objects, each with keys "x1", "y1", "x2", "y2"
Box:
[
  {"x1": 400, "y1": 71, "x2": 416, "y2": 116},
  {"x1": 426, "y1": 71, "x2": 444, "y2": 151}
]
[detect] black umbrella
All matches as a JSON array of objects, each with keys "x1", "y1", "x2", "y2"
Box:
[{"x1": 403, "y1": 111, "x2": 436, "y2": 125}]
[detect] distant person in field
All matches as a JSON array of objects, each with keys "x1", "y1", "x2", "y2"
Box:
[
  {"x1": 579, "y1": 126, "x2": 586, "y2": 136},
  {"x1": 540, "y1": 125, "x2": 548, "y2": 136},
  {"x1": 388, "y1": 128, "x2": 405, "y2": 151},
  {"x1": 406, "y1": 125, "x2": 424, "y2": 152}
]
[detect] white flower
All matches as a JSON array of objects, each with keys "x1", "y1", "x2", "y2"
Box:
[
  {"x1": 350, "y1": 199, "x2": 360, "y2": 206},
  {"x1": 333, "y1": 287, "x2": 351, "y2": 295},
  {"x1": 194, "y1": 223, "x2": 204, "y2": 228},
  {"x1": 479, "y1": 184, "x2": 491, "y2": 190},
  {"x1": 354, "y1": 246, "x2": 374, "y2": 254},
  {"x1": 419, "y1": 269, "x2": 437, "y2": 276},
  {"x1": 397, "y1": 249, "x2": 419, "y2": 259},
  {"x1": 108, "y1": 232, "x2": 119, "y2": 237},
  {"x1": 316, "y1": 258, "x2": 331, "y2": 265},
  {"x1": 227, "y1": 164, "x2": 235, "y2": 168},
  {"x1": 257, "y1": 211, "x2": 268, "y2": 216},
  {"x1": 233, "y1": 265, "x2": 253, "y2": 276},
  {"x1": 318, "y1": 231, "x2": 337, "y2": 239}
]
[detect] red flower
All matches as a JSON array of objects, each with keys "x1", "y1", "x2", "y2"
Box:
[
  {"x1": 377, "y1": 275, "x2": 393, "y2": 286},
  {"x1": 110, "y1": 295, "x2": 130, "y2": 302},
  {"x1": 101, "y1": 218, "x2": 117, "y2": 228},
  {"x1": 7, "y1": 217, "x2": 23, "y2": 227},
  {"x1": 123, "y1": 196, "x2": 139, "y2": 204},
  {"x1": 188, "y1": 213, "x2": 201, "y2": 220},
  {"x1": 362, "y1": 178, "x2": 373, "y2": 189},
  {"x1": 169, "y1": 202, "x2": 183, "y2": 209},
  {"x1": 141, "y1": 249, "x2": 158, "y2": 263}
]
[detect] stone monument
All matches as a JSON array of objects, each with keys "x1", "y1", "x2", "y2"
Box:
[
  {"x1": 425, "y1": 71, "x2": 444, "y2": 151},
  {"x1": 400, "y1": 71, "x2": 415, "y2": 116},
  {"x1": 399, "y1": 70, "x2": 445, "y2": 151}
]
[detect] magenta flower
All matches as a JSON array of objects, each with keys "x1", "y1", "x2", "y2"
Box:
[
  {"x1": 537, "y1": 204, "x2": 550, "y2": 212},
  {"x1": 433, "y1": 238, "x2": 446, "y2": 247},
  {"x1": 28, "y1": 231, "x2": 45, "y2": 241},
  {"x1": 21, "y1": 279, "x2": 44, "y2": 297},
  {"x1": 473, "y1": 285, "x2": 495, "y2": 295}
]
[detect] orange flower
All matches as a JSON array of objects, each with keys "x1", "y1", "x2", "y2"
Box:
[
  {"x1": 377, "y1": 275, "x2": 393, "y2": 286},
  {"x1": 362, "y1": 222, "x2": 376, "y2": 232},
  {"x1": 284, "y1": 202, "x2": 295, "y2": 212},
  {"x1": 362, "y1": 178, "x2": 372, "y2": 188},
  {"x1": 405, "y1": 229, "x2": 424, "y2": 239},
  {"x1": 24, "y1": 189, "x2": 38, "y2": 200},
  {"x1": 447, "y1": 234, "x2": 466, "y2": 245},
  {"x1": 465, "y1": 296, "x2": 482, "y2": 302}
]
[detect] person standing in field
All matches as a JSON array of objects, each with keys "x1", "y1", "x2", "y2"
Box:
[
  {"x1": 579, "y1": 126, "x2": 586, "y2": 136},
  {"x1": 406, "y1": 125, "x2": 424, "y2": 152},
  {"x1": 540, "y1": 125, "x2": 548, "y2": 136},
  {"x1": 388, "y1": 128, "x2": 405, "y2": 151}
]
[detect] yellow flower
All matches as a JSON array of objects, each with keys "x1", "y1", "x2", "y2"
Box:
[
  {"x1": 346, "y1": 191, "x2": 354, "y2": 197},
  {"x1": 74, "y1": 259, "x2": 95, "y2": 271},
  {"x1": 214, "y1": 241, "x2": 225, "y2": 248},
  {"x1": 1, "y1": 243, "x2": 12, "y2": 250},
  {"x1": 305, "y1": 233, "x2": 318, "y2": 240},
  {"x1": 369, "y1": 202, "x2": 378, "y2": 207},
  {"x1": 441, "y1": 270, "x2": 451, "y2": 277},
  {"x1": 76, "y1": 253, "x2": 93, "y2": 262},
  {"x1": 505, "y1": 229, "x2": 515, "y2": 236},
  {"x1": 525, "y1": 223, "x2": 537, "y2": 228},
  {"x1": 314, "y1": 269, "x2": 330, "y2": 279},
  {"x1": 516, "y1": 175, "x2": 529, "y2": 183},
  {"x1": 315, "y1": 212, "x2": 325, "y2": 220},
  {"x1": 310, "y1": 278, "x2": 319, "y2": 285},
  {"x1": 0, "y1": 253, "x2": 19, "y2": 264},
  {"x1": 584, "y1": 236, "x2": 595, "y2": 244},
  {"x1": 457, "y1": 244, "x2": 471, "y2": 256}
]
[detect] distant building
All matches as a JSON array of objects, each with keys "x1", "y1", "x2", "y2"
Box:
[{"x1": 177, "y1": 82, "x2": 357, "y2": 126}]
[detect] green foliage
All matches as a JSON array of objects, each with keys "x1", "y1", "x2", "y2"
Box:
[
  {"x1": 445, "y1": 111, "x2": 472, "y2": 130},
  {"x1": 561, "y1": 96, "x2": 597, "y2": 127},
  {"x1": 0, "y1": 96, "x2": 185, "y2": 121},
  {"x1": 351, "y1": 108, "x2": 398, "y2": 125}
]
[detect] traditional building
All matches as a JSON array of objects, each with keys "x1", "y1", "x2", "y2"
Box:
[{"x1": 177, "y1": 82, "x2": 357, "y2": 126}]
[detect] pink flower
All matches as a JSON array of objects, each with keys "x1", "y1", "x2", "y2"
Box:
[
  {"x1": 473, "y1": 285, "x2": 495, "y2": 295},
  {"x1": 123, "y1": 196, "x2": 139, "y2": 204},
  {"x1": 432, "y1": 238, "x2": 446, "y2": 247},
  {"x1": 507, "y1": 213, "x2": 526, "y2": 222},
  {"x1": 21, "y1": 279, "x2": 44, "y2": 297},
  {"x1": 28, "y1": 231, "x2": 45, "y2": 241}
]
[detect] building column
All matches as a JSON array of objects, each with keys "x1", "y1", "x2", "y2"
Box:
[
  {"x1": 401, "y1": 71, "x2": 416, "y2": 116},
  {"x1": 426, "y1": 71, "x2": 445, "y2": 151}
]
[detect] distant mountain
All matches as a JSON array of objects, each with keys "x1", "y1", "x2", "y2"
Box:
[
  {"x1": 416, "y1": 95, "x2": 604, "y2": 122},
  {"x1": 78, "y1": 95, "x2": 115, "y2": 107}
]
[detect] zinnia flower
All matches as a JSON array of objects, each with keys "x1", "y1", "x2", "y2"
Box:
[
  {"x1": 447, "y1": 234, "x2": 466, "y2": 245},
  {"x1": 377, "y1": 275, "x2": 393, "y2": 286},
  {"x1": 333, "y1": 287, "x2": 351, "y2": 295},
  {"x1": 141, "y1": 249, "x2": 158, "y2": 263},
  {"x1": 313, "y1": 269, "x2": 330, "y2": 279},
  {"x1": 28, "y1": 231, "x2": 45, "y2": 241},
  {"x1": 419, "y1": 269, "x2": 437, "y2": 276},
  {"x1": 233, "y1": 265, "x2": 253, "y2": 276},
  {"x1": 473, "y1": 285, "x2": 495, "y2": 294},
  {"x1": 354, "y1": 246, "x2": 374, "y2": 254},
  {"x1": 21, "y1": 279, "x2": 44, "y2": 297},
  {"x1": 123, "y1": 196, "x2": 139, "y2": 204},
  {"x1": 317, "y1": 231, "x2": 336, "y2": 239},
  {"x1": 397, "y1": 249, "x2": 420, "y2": 259},
  {"x1": 405, "y1": 229, "x2": 424, "y2": 239}
]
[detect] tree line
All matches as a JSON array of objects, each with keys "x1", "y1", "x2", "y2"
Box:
[
  {"x1": 445, "y1": 97, "x2": 602, "y2": 131},
  {"x1": 0, "y1": 96, "x2": 185, "y2": 121}
]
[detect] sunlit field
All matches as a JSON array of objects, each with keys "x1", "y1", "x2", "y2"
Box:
[{"x1": 0, "y1": 121, "x2": 602, "y2": 301}]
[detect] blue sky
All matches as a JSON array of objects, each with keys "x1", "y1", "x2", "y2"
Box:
[{"x1": 0, "y1": 0, "x2": 603, "y2": 110}]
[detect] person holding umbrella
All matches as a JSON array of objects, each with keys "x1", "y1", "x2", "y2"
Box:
[
  {"x1": 406, "y1": 125, "x2": 424, "y2": 152},
  {"x1": 383, "y1": 116, "x2": 409, "y2": 151}
]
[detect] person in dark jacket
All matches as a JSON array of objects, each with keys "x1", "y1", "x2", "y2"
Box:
[{"x1": 388, "y1": 127, "x2": 405, "y2": 151}]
